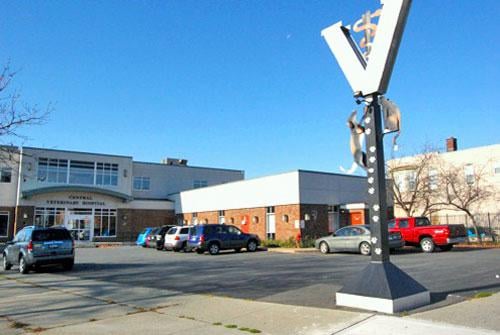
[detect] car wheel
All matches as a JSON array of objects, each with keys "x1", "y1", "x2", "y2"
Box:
[
  {"x1": 2, "y1": 254, "x2": 12, "y2": 271},
  {"x1": 420, "y1": 238, "x2": 435, "y2": 253},
  {"x1": 247, "y1": 240, "x2": 258, "y2": 252},
  {"x1": 19, "y1": 256, "x2": 29, "y2": 274},
  {"x1": 62, "y1": 260, "x2": 74, "y2": 271},
  {"x1": 208, "y1": 243, "x2": 220, "y2": 255},
  {"x1": 440, "y1": 244, "x2": 453, "y2": 252},
  {"x1": 359, "y1": 242, "x2": 371, "y2": 256},
  {"x1": 319, "y1": 242, "x2": 330, "y2": 254}
]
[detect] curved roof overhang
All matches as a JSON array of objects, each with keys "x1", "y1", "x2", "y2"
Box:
[{"x1": 21, "y1": 186, "x2": 133, "y2": 203}]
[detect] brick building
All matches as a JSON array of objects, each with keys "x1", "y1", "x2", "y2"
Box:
[{"x1": 171, "y1": 170, "x2": 389, "y2": 241}]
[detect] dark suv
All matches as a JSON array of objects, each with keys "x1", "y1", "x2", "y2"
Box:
[
  {"x1": 154, "y1": 225, "x2": 175, "y2": 250},
  {"x1": 187, "y1": 224, "x2": 260, "y2": 255},
  {"x1": 2, "y1": 226, "x2": 74, "y2": 274}
]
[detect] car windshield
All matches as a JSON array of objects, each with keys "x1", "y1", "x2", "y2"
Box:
[
  {"x1": 190, "y1": 226, "x2": 198, "y2": 236},
  {"x1": 167, "y1": 227, "x2": 177, "y2": 235},
  {"x1": 32, "y1": 229, "x2": 71, "y2": 241},
  {"x1": 140, "y1": 228, "x2": 149, "y2": 234},
  {"x1": 388, "y1": 221, "x2": 396, "y2": 228}
]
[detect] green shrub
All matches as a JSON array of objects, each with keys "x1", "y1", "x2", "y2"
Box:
[{"x1": 261, "y1": 236, "x2": 317, "y2": 248}]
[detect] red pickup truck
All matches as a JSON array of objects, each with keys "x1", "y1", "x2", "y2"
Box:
[{"x1": 388, "y1": 217, "x2": 467, "y2": 253}]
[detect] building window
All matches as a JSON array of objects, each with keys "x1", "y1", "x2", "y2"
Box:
[
  {"x1": 94, "y1": 209, "x2": 117, "y2": 237},
  {"x1": 69, "y1": 160, "x2": 95, "y2": 185},
  {"x1": 35, "y1": 208, "x2": 65, "y2": 227},
  {"x1": 193, "y1": 180, "x2": 208, "y2": 188},
  {"x1": 464, "y1": 164, "x2": 474, "y2": 185},
  {"x1": 133, "y1": 176, "x2": 150, "y2": 190},
  {"x1": 96, "y1": 163, "x2": 118, "y2": 186},
  {"x1": 428, "y1": 169, "x2": 438, "y2": 190},
  {"x1": 266, "y1": 207, "x2": 276, "y2": 240},
  {"x1": 0, "y1": 212, "x2": 9, "y2": 237},
  {"x1": 218, "y1": 210, "x2": 225, "y2": 224},
  {"x1": 37, "y1": 158, "x2": 68, "y2": 183},
  {"x1": 407, "y1": 171, "x2": 417, "y2": 191},
  {"x1": 0, "y1": 167, "x2": 12, "y2": 183},
  {"x1": 495, "y1": 163, "x2": 500, "y2": 175}
]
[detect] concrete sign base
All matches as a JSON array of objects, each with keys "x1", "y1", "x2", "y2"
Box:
[{"x1": 335, "y1": 262, "x2": 430, "y2": 314}]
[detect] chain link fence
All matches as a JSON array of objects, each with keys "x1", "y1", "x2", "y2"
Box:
[{"x1": 429, "y1": 212, "x2": 500, "y2": 242}]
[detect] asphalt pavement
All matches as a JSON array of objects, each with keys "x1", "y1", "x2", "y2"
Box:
[{"x1": 62, "y1": 246, "x2": 500, "y2": 311}]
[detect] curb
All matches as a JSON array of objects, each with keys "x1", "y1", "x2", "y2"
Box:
[{"x1": 266, "y1": 248, "x2": 318, "y2": 254}]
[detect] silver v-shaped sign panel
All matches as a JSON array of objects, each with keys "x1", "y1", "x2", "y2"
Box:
[{"x1": 321, "y1": 0, "x2": 412, "y2": 97}]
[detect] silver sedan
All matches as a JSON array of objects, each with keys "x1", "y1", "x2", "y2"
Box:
[{"x1": 315, "y1": 225, "x2": 404, "y2": 256}]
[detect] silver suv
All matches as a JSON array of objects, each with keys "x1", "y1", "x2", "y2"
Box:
[{"x1": 2, "y1": 226, "x2": 74, "y2": 274}]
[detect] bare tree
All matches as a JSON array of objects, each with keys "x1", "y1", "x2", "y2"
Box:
[
  {"x1": 387, "y1": 150, "x2": 440, "y2": 217},
  {"x1": 435, "y1": 163, "x2": 494, "y2": 244},
  {"x1": 0, "y1": 63, "x2": 50, "y2": 163}
]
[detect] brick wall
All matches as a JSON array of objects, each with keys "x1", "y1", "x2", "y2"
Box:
[
  {"x1": 0, "y1": 206, "x2": 16, "y2": 241},
  {"x1": 113, "y1": 209, "x2": 176, "y2": 242},
  {"x1": 179, "y1": 204, "x2": 329, "y2": 241},
  {"x1": 14, "y1": 206, "x2": 35, "y2": 234},
  {"x1": 300, "y1": 204, "x2": 329, "y2": 239}
]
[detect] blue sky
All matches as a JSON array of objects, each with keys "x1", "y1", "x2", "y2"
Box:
[{"x1": 1, "y1": 0, "x2": 499, "y2": 178}]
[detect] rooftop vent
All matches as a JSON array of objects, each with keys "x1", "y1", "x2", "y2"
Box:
[{"x1": 161, "y1": 158, "x2": 188, "y2": 166}]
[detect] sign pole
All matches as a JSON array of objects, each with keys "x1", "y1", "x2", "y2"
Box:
[
  {"x1": 365, "y1": 94, "x2": 390, "y2": 263},
  {"x1": 322, "y1": 0, "x2": 431, "y2": 313}
]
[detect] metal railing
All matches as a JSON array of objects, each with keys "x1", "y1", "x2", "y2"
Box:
[{"x1": 429, "y1": 212, "x2": 499, "y2": 242}]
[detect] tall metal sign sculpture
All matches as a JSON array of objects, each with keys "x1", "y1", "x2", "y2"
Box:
[{"x1": 322, "y1": 0, "x2": 430, "y2": 313}]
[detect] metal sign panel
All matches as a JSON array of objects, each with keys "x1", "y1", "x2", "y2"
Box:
[{"x1": 321, "y1": 0, "x2": 411, "y2": 97}]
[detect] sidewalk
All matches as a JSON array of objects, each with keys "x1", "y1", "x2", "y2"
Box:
[{"x1": 1, "y1": 274, "x2": 499, "y2": 335}]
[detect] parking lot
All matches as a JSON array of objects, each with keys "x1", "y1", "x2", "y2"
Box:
[{"x1": 7, "y1": 246, "x2": 498, "y2": 310}]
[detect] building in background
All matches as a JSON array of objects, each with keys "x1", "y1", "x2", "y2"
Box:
[
  {"x1": 0, "y1": 146, "x2": 394, "y2": 243},
  {"x1": 172, "y1": 170, "x2": 393, "y2": 241},
  {"x1": 0, "y1": 146, "x2": 243, "y2": 242},
  {"x1": 387, "y1": 139, "x2": 499, "y2": 232}
]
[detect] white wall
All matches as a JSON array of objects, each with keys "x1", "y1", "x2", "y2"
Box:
[
  {"x1": 132, "y1": 162, "x2": 244, "y2": 199},
  {"x1": 298, "y1": 171, "x2": 368, "y2": 205},
  {"x1": 127, "y1": 199, "x2": 174, "y2": 210},
  {"x1": 21, "y1": 147, "x2": 134, "y2": 196},
  {"x1": 0, "y1": 150, "x2": 20, "y2": 207},
  {"x1": 173, "y1": 171, "x2": 301, "y2": 213}
]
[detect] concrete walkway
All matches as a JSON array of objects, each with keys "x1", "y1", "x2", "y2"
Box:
[{"x1": 0, "y1": 273, "x2": 498, "y2": 335}]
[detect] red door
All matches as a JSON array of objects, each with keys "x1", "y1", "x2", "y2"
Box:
[
  {"x1": 241, "y1": 215, "x2": 250, "y2": 234},
  {"x1": 350, "y1": 211, "x2": 364, "y2": 225}
]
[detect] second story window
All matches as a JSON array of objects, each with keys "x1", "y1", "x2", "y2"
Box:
[
  {"x1": 428, "y1": 169, "x2": 438, "y2": 190},
  {"x1": 0, "y1": 167, "x2": 12, "y2": 183},
  {"x1": 464, "y1": 164, "x2": 474, "y2": 185},
  {"x1": 96, "y1": 163, "x2": 118, "y2": 186},
  {"x1": 133, "y1": 176, "x2": 150, "y2": 190},
  {"x1": 37, "y1": 158, "x2": 68, "y2": 183},
  {"x1": 69, "y1": 160, "x2": 95, "y2": 185},
  {"x1": 193, "y1": 180, "x2": 208, "y2": 188}
]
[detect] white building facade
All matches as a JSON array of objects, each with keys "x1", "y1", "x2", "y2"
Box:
[{"x1": 0, "y1": 146, "x2": 243, "y2": 242}]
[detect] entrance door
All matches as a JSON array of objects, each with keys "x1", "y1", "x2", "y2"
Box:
[
  {"x1": 266, "y1": 213, "x2": 276, "y2": 240},
  {"x1": 66, "y1": 215, "x2": 93, "y2": 242},
  {"x1": 349, "y1": 211, "x2": 364, "y2": 225}
]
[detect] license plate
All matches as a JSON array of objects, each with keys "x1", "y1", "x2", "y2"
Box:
[{"x1": 48, "y1": 244, "x2": 59, "y2": 249}]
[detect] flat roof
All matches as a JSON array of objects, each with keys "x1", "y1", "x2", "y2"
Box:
[
  {"x1": 133, "y1": 160, "x2": 244, "y2": 174},
  {"x1": 22, "y1": 146, "x2": 133, "y2": 159},
  {"x1": 169, "y1": 169, "x2": 365, "y2": 196}
]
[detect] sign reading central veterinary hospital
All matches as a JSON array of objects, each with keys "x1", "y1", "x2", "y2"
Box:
[{"x1": 321, "y1": 0, "x2": 411, "y2": 97}]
